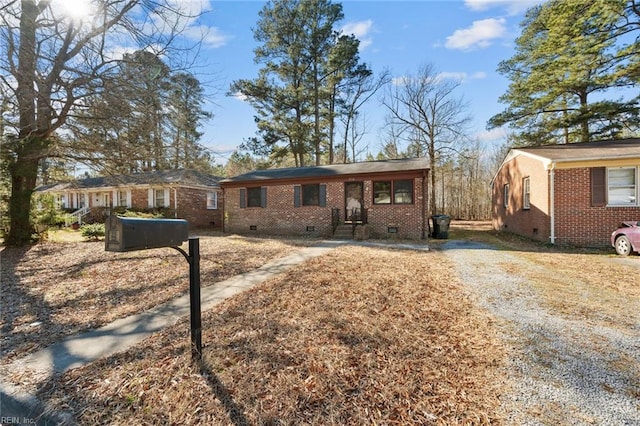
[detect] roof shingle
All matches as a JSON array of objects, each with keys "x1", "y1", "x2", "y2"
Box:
[{"x1": 221, "y1": 158, "x2": 430, "y2": 184}]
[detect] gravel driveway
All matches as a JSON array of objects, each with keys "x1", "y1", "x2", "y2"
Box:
[{"x1": 442, "y1": 240, "x2": 640, "y2": 425}]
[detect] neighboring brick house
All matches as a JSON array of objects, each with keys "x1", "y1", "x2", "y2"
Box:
[
  {"x1": 491, "y1": 138, "x2": 640, "y2": 247},
  {"x1": 37, "y1": 169, "x2": 223, "y2": 228},
  {"x1": 220, "y1": 158, "x2": 430, "y2": 240}
]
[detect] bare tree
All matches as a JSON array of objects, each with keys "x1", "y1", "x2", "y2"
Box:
[
  {"x1": 338, "y1": 68, "x2": 391, "y2": 163},
  {"x1": 0, "y1": 0, "x2": 201, "y2": 245},
  {"x1": 382, "y1": 63, "x2": 472, "y2": 216}
]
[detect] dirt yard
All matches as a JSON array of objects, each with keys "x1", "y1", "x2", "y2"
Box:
[{"x1": 2, "y1": 223, "x2": 639, "y2": 424}]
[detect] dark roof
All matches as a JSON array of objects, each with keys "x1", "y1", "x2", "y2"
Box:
[
  {"x1": 221, "y1": 158, "x2": 430, "y2": 184},
  {"x1": 38, "y1": 169, "x2": 221, "y2": 192},
  {"x1": 514, "y1": 138, "x2": 640, "y2": 162}
]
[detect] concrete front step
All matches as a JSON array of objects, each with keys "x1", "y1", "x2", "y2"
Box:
[{"x1": 333, "y1": 225, "x2": 353, "y2": 239}]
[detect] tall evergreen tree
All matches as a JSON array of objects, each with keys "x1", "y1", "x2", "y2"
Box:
[
  {"x1": 488, "y1": 0, "x2": 640, "y2": 145},
  {"x1": 69, "y1": 53, "x2": 213, "y2": 174},
  {"x1": 167, "y1": 72, "x2": 213, "y2": 170},
  {"x1": 230, "y1": 0, "x2": 371, "y2": 166}
]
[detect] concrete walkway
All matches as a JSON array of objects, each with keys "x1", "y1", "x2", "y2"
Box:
[{"x1": 1, "y1": 240, "x2": 350, "y2": 425}]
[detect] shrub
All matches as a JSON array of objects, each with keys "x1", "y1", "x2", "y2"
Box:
[
  {"x1": 116, "y1": 209, "x2": 165, "y2": 219},
  {"x1": 32, "y1": 194, "x2": 70, "y2": 228},
  {"x1": 81, "y1": 223, "x2": 105, "y2": 241}
]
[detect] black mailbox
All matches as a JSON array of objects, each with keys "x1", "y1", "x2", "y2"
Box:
[{"x1": 105, "y1": 215, "x2": 189, "y2": 252}]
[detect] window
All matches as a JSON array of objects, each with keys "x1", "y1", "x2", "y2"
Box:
[
  {"x1": 57, "y1": 195, "x2": 66, "y2": 209},
  {"x1": 373, "y1": 182, "x2": 391, "y2": 204},
  {"x1": 302, "y1": 184, "x2": 320, "y2": 206},
  {"x1": 207, "y1": 192, "x2": 218, "y2": 210},
  {"x1": 117, "y1": 191, "x2": 127, "y2": 207},
  {"x1": 608, "y1": 167, "x2": 637, "y2": 205},
  {"x1": 240, "y1": 187, "x2": 266, "y2": 208},
  {"x1": 373, "y1": 180, "x2": 413, "y2": 205},
  {"x1": 247, "y1": 187, "x2": 262, "y2": 207},
  {"x1": 294, "y1": 184, "x2": 326, "y2": 207},
  {"x1": 394, "y1": 180, "x2": 413, "y2": 204},
  {"x1": 503, "y1": 184, "x2": 509, "y2": 208},
  {"x1": 523, "y1": 177, "x2": 530, "y2": 210},
  {"x1": 154, "y1": 189, "x2": 166, "y2": 207}
]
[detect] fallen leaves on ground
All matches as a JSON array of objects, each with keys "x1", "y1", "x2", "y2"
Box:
[
  {"x1": 37, "y1": 245, "x2": 507, "y2": 425},
  {"x1": 1, "y1": 235, "x2": 307, "y2": 363}
]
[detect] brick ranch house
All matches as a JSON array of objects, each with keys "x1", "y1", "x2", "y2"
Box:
[
  {"x1": 36, "y1": 169, "x2": 223, "y2": 228},
  {"x1": 220, "y1": 158, "x2": 430, "y2": 240},
  {"x1": 491, "y1": 138, "x2": 640, "y2": 247}
]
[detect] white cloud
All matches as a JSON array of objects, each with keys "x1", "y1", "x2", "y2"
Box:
[
  {"x1": 341, "y1": 20, "x2": 374, "y2": 50},
  {"x1": 184, "y1": 25, "x2": 230, "y2": 48},
  {"x1": 437, "y1": 71, "x2": 487, "y2": 83},
  {"x1": 392, "y1": 71, "x2": 486, "y2": 86},
  {"x1": 476, "y1": 127, "x2": 507, "y2": 142},
  {"x1": 167, "y1": 0, "x2": 213, "y2": 15},
  {"x1": 464, "y1": 0, "x2": 545, "y2": 15},
  {"x1": 341, "y1": 20, "x2": 373, "y2": 39},
  {"x1": 437, "y1": 72, "x2": 467, "y2": 83},
  {"x1": 445, "y1": 18, "x2": 506, "y2": 51},
  {"x1": 232, "y1": 91, "x2": 248, "y2": 102}
]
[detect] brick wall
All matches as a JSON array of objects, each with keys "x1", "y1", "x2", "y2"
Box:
[
  {"x1": 494, "y1": 158, "x2": 640, "y2": 247},
  {"x1": 554, "y1": 168, "x2": 640, "y2": 247},
  {"x1": 130, "y1": 188, "x2": 148, "y2": 209},
  {"x1": 492, "y1": 155, "x2": 551, "y2": 242},
  {"x1": 224, "y1": 177, "x2": 428, "y2": 240},
  {"x1": 128, "y1": 187, "x2": 222, "y2": 229},
  {"x1": 176, "y1": 187, "x2": 223, "y2": 228}
]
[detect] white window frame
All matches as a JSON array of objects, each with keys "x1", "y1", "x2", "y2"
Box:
[
  {"x1": 523, "y1": 177, "x2": 531, "y2": 210},
  {"x1": 607, "y1": 167, "x2": 638, "y2": 206},
  {"x1": 155, "y1": 189, "x2": 165, "y2": 207},
  {"x1": 206, "y1": 192, "x2": 218, "y2": 210},
  {"x1": 148, "y1": 188, "x2": 169, "y2": 208},
  {"x1": 118, "y1": 190, "x2": 127, "y2": 207}
]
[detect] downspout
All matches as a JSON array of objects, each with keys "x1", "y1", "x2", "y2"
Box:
[
  {"x1": 173, "y1": 187, "x2": 178, "y2": 218},
  {"x1": 221, "y1": 187, "x2": 226, "y2": 234},
  {"x1": 549, "y1": 163, "x2": 555, "y2": 245},
  {"x1": 422, "y1": 170, "x2": 428, "y2": 239}
]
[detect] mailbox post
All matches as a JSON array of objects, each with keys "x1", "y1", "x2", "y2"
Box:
[{"x1": 105, "y1": 215, "x2": 202, "y2": 362}]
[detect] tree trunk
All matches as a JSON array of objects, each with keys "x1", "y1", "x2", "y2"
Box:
[
  {"x1": 6, "y1": 1, "x2": 42, "y2": 245},
  {"x1": 429, "y1": 143, "x2": 437, "y2": 217},
  {"x1": 579, "y1": 91, "x2": 590, "y2": 142},
  {"x1": 6, "y1": 143, "x2": 42, "y2": 245}
]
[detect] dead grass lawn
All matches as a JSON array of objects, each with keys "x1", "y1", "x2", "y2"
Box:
[
  {"x1": 1, "y1": 235, "x2": 308, "y2": 363},
  {"x1": 10, "y1": 221, "x2": 634, "y2": 424},
  {"x1": 37, "y1": 246, "x2": 506, "y2": 425}
]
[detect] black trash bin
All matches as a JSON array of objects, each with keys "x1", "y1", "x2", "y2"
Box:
[{"x1": 431, "y1": 214, "x2": 451, "y2": 239}]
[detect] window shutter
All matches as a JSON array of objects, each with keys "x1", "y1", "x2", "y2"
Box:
[
  {"x1": 261, "y1": 187, "x2": 267, "y2": 208},
  {"x1": 591, "y1": 167, "x2": 606, "y2": 207},
  {"x1": 294, "y1": 186, "x2": 301, "y2": 207},
  {"x1": 164, "y1": 188, "x2": 170, "y2": 208},
  {"x1": 239, "y1": 189, "x2": 246, "y2": 208},
  {"x1": 319, "y1": 184, "x2": 327, "y2": 207},
  {"x1": 126, "y1": 190, "x2": 132, "y2": 208},
  {"x1": 148, "y1": 188, "x2": 154, "y2": 208}
]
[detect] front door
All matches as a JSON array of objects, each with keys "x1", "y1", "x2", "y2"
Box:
[{"x1": 344, "y1": 182, "x2": 363, "y2": 222}]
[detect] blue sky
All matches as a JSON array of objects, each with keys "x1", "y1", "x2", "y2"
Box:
[{"x1": 186, "y1": 0, "x2": 545, "y2": 163}]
